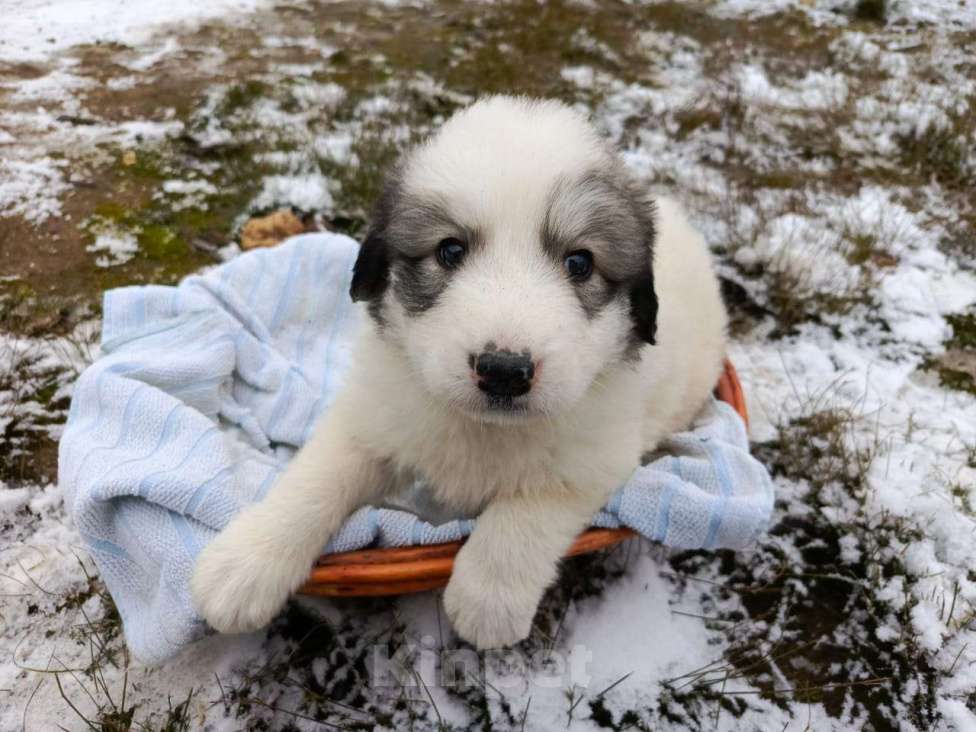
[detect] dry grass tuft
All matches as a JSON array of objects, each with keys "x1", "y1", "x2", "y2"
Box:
[{"x1": 665, "y1": 391, "x2": 943, "y2": 728}]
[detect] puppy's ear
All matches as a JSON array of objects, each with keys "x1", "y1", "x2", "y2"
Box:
[
  {"x1": 628, "y1": 193, "x2": 658, "y2": 345},
  {"x1": 351, "y1": 172, "x2": 402, "y2": 303},
  {"x1": 350, "y1": 231, "x2": 390, "y2": 302},
  {"x1": 629, "y1": 266, "x2": 658, "y2": 345}
]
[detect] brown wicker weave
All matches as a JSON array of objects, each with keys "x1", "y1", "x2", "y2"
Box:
[{"x1": 299, "y1": 359, "x2": 748, "y2": 598}]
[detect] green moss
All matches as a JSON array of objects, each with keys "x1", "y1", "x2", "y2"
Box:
[
  {"x1": 92, "y1": 201, "x2": 131, "y2": 221},
  {"x1": 78, "y1": 134, "x2": 271, "y2": 283},
  {"x1": 119, "y1": 148, "x2": 169, "y2": 181},
  {"x1": 82, "y1": 187, "x2": 212, "y2": 283},
  {"x1": 79, "y1": 209, "x2": 214, "y2": 292},
  {"x1": 137, "y1": 225, "x2": 185, "y2": 260}
]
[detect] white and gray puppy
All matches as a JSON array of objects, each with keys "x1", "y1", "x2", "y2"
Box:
[{"x1": 191, "y1": 96, "x2": 728, "y2": 649}]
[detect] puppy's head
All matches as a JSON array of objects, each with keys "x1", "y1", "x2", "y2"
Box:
[{"x1": 351, "y1": 96, "x2": 657, "y2": 422}]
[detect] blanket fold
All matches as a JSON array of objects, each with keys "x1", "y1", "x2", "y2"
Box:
[{"x1": 59, "y1": 233, "x2": 774, "y2": 664}]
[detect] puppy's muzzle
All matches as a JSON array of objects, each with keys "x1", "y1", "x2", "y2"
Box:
[{"x1": 473, "y1": 347, "x2": 535, "y2": 398}]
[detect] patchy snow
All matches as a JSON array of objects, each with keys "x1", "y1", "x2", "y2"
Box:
[
  {"x1": 157, "y1": 178, "x2": 220, "y2": 212},
  {"x1": 161, "y1": 179, "x2": 219, "y2": 197},
  {"x1": 86, "y1": 230, "x2": 139, "y2": 267},
  {"x1": 0, "y1": 0, "x2": 276, "y2": 62},
  {"x1": 737, "y1": 65, "x2": 849, "y2": 111},
  {"x1": 289, "y1": 80, "x2": 346, "y2": 108},
  {"x1": 0, "y1": 157, "x2": 70, "y2": 223},
  {"x1": 2, "y1": 68, "x2": 95, "y2": 107},
  {"x1": 249, "y1": 173, "x2": 334, "y2": 214},
  {"x1": 734, "y1": 210, "x2": 863, "y2": 298},
  {"x1": 713, "y1": 0, "x2": 976, "y2": 27},
  {"x1": 122, "y1": 36, "x2": 181, "y2": 72},
  {"x1": 3, "y1": 0, "x2": 976, "y2": 729},
  {"x1": 0, "y1": 106, "x2": 180, "y2": 225}
]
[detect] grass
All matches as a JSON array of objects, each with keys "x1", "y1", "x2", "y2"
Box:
[
  {"x1": 203, "y1": 603, "x2": 421, "y2": 729},
  {"x1": 663, "y1": 391, "x2": 947, "y2": 728},
  {"x1": 897, "y1": 99, "x2": 976, "y2": 189},
  {"x1": 12, "y1": 554, "x2": 203, "y2": 732},
  {"x1": 715, "y1": 192, "x2": 877, "y2": 336},
  {"x1": 0, "y1": 341, "x2": 73, "y2": 484},
  {"x1": 0, "y1": 279, "x2": 100, "y2": 338},
  {"x1": 53, "y1": 659, "x2": 198, "y2": 731}
]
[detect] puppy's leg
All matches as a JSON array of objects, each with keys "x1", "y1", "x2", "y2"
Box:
[
  {"x1": 191, "y1": 415, "x2": 388, "y2": 633},
  {"x1": 443, "y1": 486, "x2": 608, "y2": 649}
]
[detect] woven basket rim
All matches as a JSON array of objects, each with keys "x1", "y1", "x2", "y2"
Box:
[{"x1": 298, "y1": 359, "x2": 748, "y2": 597}]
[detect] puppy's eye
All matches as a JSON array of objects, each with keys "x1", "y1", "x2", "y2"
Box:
[
  {"x1": 435, "y1": 237, "x2": 467, "y2": 269},
  {"x1": 564, "y1": 250, "x2": 594, "y2": 281}
]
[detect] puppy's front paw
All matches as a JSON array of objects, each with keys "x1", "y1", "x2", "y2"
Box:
[
  {"x1": 190, "y1": 506, "x2": 309, "y2": 634},
  {"x1": 443, "y1": 551, "x2": 541, "y2": 650}
]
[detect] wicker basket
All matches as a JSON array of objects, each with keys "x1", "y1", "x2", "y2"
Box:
[{"x1": 298, "y1": 359, "x2": 748, "y2": 598}]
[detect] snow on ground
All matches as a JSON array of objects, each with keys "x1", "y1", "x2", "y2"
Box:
[
  {"x1": 713, "y1": 0, "x2": 976, "y2": 26},
  {"x1": 0, "y1": 0, "x2": 276, "y2": 62},
  {"x1": 2, "y1": 0, "x2": 976, "y2": 730},
  {"x1": 86, "y1": 230, "x2": 140, "y2": 267}
]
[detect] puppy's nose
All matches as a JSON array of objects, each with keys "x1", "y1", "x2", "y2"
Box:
[{"x1": 473, "y1": 348, "x2": 535, "y2": 397}]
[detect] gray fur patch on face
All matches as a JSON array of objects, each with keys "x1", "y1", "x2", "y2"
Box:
[
  {"x1": 576, "y1": 278, "x2": 621, "y2": 319},
  {"x1": 374, "y1": 187, "x2": 481, "y2": 316},
  {"x1": 542, "y1": 169, "x2": 654, "y2": 281},
  {"x1": 384, "y1": 194, "x2": 470, "y2": 259},
  {"x1": 392, "y1": 256, "x2": 451, "y2": 314},
  {"x1": 542, "y1": 169, "x2": 656, "y2": 319}
]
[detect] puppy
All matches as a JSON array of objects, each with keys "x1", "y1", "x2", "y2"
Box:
[{"x1": 191, "y1": 96, "x2": 728, "y2": 649}]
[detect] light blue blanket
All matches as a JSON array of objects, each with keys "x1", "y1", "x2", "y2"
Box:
[{"x1": 59, "y1": 233, "x2": 774, "y2": 665}]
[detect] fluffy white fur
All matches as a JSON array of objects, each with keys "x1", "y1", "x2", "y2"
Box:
[{"x1": 191, "y1": 97, "x2": 728, "y2": 648}]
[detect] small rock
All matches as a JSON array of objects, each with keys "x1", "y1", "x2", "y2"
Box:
[
  {"x1": 122, "y1": 150, "x2": 137, "y2": 166},
  {"x1": 239, "y1": 209, "x2": 305, "y2": 250}
]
